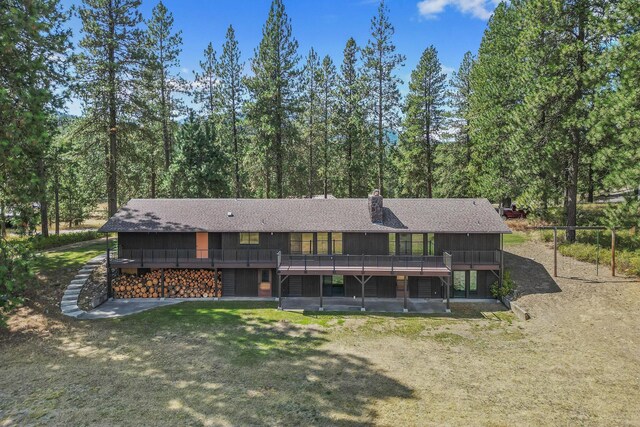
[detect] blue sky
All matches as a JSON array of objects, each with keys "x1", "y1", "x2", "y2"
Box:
[{"x1": 62, "y1": 0, "x2": 500, "y2": 115}]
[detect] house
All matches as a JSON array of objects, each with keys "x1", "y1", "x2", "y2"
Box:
[{"x1": 98, "y1": 191, "x2": 511, "y2": 311}]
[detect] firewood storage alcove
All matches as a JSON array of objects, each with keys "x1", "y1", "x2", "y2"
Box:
[{"x1": 112, "y1": 269, "x2": 223, "y2": 299}]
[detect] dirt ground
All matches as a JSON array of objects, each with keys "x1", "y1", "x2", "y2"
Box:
[{"x1": 1, "y1": 240, "x2": 639, "y2": 426}]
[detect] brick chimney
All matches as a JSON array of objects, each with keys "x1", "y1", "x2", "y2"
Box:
[{"x1": 368, "y1": 189, "x2": 383, "y2": 224}]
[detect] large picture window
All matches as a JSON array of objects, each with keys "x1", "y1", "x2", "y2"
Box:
[
  {"x1": 332, "y1": 232, "x2": 342, "y2": 254},
  {"x1": 290, "y1": 233, "x2": 314, "y2": 254},
  {"x1": 239, "y1": 232, "x2": 259, "y2": 245},
  {"x1": 317, "y1": 232, "x2": 329, "y2": 254},
  {"x1": 398, "y1": 233, "x2": 412, "y2": 255},
  {"x1": 389, "y1": 233, "x2": 396, "y2": 255}
]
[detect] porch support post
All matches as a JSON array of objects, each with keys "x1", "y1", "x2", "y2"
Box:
[
  {"x1": 277, "y1": 272, "x2": 282, "y2": 310},
  {"x1": 361, "y1": 275, "x2": 365, "y2": 312},
  {"x1": 446, "y1": 272, "x2": 451, "y2": 313},
  {"x1": 161, "y1": 268, "x2": 165, "y2": 300},
  {"x1": 319, "y1": 275, "x2": 323, "y2": 311},
  {"x1": 403, "y1": 277, "x2": 408, "y2": 313},
  {"x1": 106, "y1": 234, "x2": 112, "y2": 300}
]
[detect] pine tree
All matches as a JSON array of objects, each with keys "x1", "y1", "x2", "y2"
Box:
[
  {"x1": 397, "y1": 46, "x2": 446, "y2": 198},
  {"x1": 436, "y1": 51, "x2": 474, "y2": 197},
  {"x1": 165, "y1": 113, "x2": 228, "y2": 197},
  {"x1": 468, "y1": 2, "x2": 523, "y2": 206},
  {"x1": 142, "y1": 1, "x2": 184, "y2": 169},
  {"x1": 193, "y1": 42, "x2": 218, "y2": 119},
  {"x1": 319, "y1": 55, "x2": 337, "y2": 198},
  {"x1": 216, "y1": 26, "x2": 246, "y2": 198},
  {"x1": 245, "y1": 0, "x2": 300, "y2": 198},
  {"x1": 0, "y1": 0, "x2": 70, "y2": 238},
  {"x1": 76, "y1": 0, "x2": 142, "y2": 216},
  {"x1": 336, "y1": 37, "x2": 371, "y2": 197},
  {"x1": 300, "y1": 48, "x2": 321, "y2": 197},
  {"x1": 362, "y1": 0, "x2": 405, "y2": 196}
]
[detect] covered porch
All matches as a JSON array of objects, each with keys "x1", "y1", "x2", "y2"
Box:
[
  {"x1": 276, "y1": 252, "x2": 454, "y2": 313},
  {"x1": 280, "y1": 297, "x2": 448, "y2": 314}
]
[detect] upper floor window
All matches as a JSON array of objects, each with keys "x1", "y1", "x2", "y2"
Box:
[
  {"x1": 398, "y1": 233, "x2": 425, "y2": 255},
  {"x1": 290, "y1": 233, "x2": 314, "y2": 254},
  {"x1": 240, "y1": 232, "x2": 259, "y2": 245},
  {"x1": 317, "y1": 232, "x2": 329, "y2": 254},
  {"x1": 389, "y1": 233, "x2": 396, "y2": 255},
  {"x1": 332, "y1": 232, "x2": 343, "y2": 254}
]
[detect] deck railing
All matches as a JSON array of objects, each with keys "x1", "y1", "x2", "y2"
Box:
[
  {"x1": 278, "y1": 253, "x2": 447, "y2": 274},
  {"x1": 447, "y1": 250, "x2": 501, "y2": 266},
  {"x1": 113, "y1": 248, "x2": 278, "y2": 268}
]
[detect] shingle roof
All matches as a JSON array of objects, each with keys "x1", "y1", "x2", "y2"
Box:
[{"x1": 99, "y1": 198, "x2": 511, "y2": 234}]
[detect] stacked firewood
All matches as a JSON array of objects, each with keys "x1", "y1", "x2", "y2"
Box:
[{"x1": 112, "y1": 269, "x2": 222, "y2": 299}]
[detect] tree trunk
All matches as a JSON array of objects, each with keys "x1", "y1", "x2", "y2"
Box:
[
  {"x1": 0, "y1": 199, "x2": 6, "y2": 238},
  {"x1": 38, "y1": 157, "x2": 48, "y2": 237},
  {"x1": 232, "y1": 102, "x2": 240, "y2": 198},
  {"x1": 587, "y1": 163, "x2": 594, "y2": 203},
  {"x1": 107, "y1": 1, "x2": 118, "y2": 217},
  {"x1": 54, "y1": 171, "x2": 59, "y2": 235}
]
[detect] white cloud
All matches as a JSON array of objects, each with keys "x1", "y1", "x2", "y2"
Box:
[
  {"x1": 180, "y1": 67, "x2": 190, "y2": 75},
  {"x1": 442, "y1": 65, "x2": 456, "y2": 75},
  {"x1": 417, "y1": 0, "x2": 500, "y2": 20}
]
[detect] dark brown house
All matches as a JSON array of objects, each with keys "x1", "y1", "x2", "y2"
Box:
[{"x1": 99, "y1": 191, "x2": 511, "y2": 311}]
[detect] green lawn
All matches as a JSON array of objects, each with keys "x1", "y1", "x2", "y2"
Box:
[
  {"x1": 503, "y1": 232, "x2": 529, "y2": 245},
  {"x1": 34, "y1": 239, "x2": 114, "y2": 272}
]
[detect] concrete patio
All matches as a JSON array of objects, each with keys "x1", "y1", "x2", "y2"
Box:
[{"x1": 281, "y1": 296, "x2": 448, "y2": 313}]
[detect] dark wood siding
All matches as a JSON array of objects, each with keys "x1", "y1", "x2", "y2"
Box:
[
  {"x1": 118, "y1": 232, "x2": 196, "y2": 251},
  {"x1": 343, "y1": 233, "x2": 389, "y2": 255},
  {"x1": 222, "y1": 269, "x2": 235, "y2": 296},
  {"x1": 343, "y1": 276, "x2": 395, "y2": 297},
  {"x1": 434, "y1": 233, "x2": 500, "y2": 253},
  {"x1": 208, "y1": 233, "x2": 222, "y2": 249},
  {"x1": 234, "y1": 269, "x2": 259, "y2": 296},
  {"x1": 408, "y1": 277, "x2": 442, "y2": 298}
]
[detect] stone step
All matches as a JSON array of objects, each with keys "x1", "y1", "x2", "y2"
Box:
[
  {"x1": 70, "y1": 280, "x2": 87, "y2": 285},
  {"x1": 62, "y1": 295, "x2": 79, "y2": 302},
  {"x1": 64, "y1": 292, "x2": 80, "y2": 299},
  {"x1": 63, "y1": 309, "x2": 83, "y2": 318},
  {"x1": 75, "y1": 273, "x2": 90, "y2": 278}
]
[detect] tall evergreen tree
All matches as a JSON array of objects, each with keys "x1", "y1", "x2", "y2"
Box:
[
  {"x1": 245, "y1": 0, "x2": 300, "y2": 198},
  {"x1": 468, "y1": 2, "x2": 523, "y2": 206},
  {"x1": 142, "y1": 1, "x2": 184, "y2": 169},
  {"x1": 362, "y1": 0, "x2": 405, "y2": 196},
  {"x1": 165, "y1": 113, "x2": 228, "y2": 197},
  {"x1": 319, "y1": 55, "x2": 338, "y2": 198},
  {"x1": 76, "y1": 0, "x2": 142, "y2": 216},
  {"x1": 193, "y1": 42, "x2": 218, "y2": 119},
  {"x1": 436, "y1": 51, "x2": 474, "y2": 197},
  {"x1": 397, "y1": 46, "x2": 446, "y2": 198},
  {"x1": 216, "y1": 25, "x2": 246, "y2": 198},
  {"x1": 300, "y1": 48, "x2": 321, "y2": 197},
  {"x1": 337, "y1": 37, "x2": 371, "y2": 197}
]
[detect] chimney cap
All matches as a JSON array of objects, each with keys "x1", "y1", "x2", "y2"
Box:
[{"x1": 371, "y1": 189, "x2": 381, "y2": 196}]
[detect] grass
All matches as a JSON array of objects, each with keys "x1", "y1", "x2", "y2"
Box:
[
  {"x1": 503, "y1": 232, "x2": 528, "y2": 245},
  {"x1": 34, "y1": 239, "x2": 114, "y2": 273}
]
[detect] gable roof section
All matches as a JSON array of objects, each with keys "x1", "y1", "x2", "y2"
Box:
[{"x1": 99, "y1": 198, "x2": 511, "y2": 234}]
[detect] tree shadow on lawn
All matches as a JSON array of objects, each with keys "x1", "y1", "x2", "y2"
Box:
[
  {"x1": 504, "y1": 251, "x2": 561, "y2": 297},
  {"x1": 48, "y1": 302, "x2": 414, "y2": 426}
]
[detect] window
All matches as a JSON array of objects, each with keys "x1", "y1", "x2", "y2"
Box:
[
  {"x1": 453, "y1": 271, "x2": 466, "y2": 298},
  {"x1": 290, "y1": 233, "x2": 314, "y2": 254},
  {"x1": 398, "y1": 233, "x2": 412, "y2": 255},
  {"x1": 332, "y1": 232, "x2": 343, "y2": 254},
  {"x1": 389, "y1": 233, "x2": 396, "y2": 255},
  {"x1": 323, "y1": 275, "x2": 344, "y2": 285},
  {"x1": 317, "y1": 232, "x2": 329, "y2": 254},
  {"x1": 302, "y1": 233, "x2": 314, "y2": 254},
  {"x1": 290, "y1": 233, "x2": 302, "y2": 254},
  {"x1": 411, "y1": 234, "x2": 424, "y2": 255},
  {"x1": 240, "y1": 232, "x2": 259, "y2": 245},
  {"x1": 426, "y1": 233, "x2": 434, "y2": 255},
  {"x1": 469, "y1": 271, "x2": 478, "y2": 295}
]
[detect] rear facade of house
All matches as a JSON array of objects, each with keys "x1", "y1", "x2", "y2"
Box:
[{"x1": 99, "y1": 192, "x2": 510, "y2": 303}]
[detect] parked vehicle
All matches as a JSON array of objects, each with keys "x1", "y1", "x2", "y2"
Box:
[{"x1": 500, "y1": 204, "x2": 527, "y2": 220}]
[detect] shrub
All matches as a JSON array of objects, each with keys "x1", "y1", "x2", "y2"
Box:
[
  {"x1": 491, "y1": 270, "x2": 515, "y2": 299},
  {"x1": 30, "y1": 231, "x2": 103, "y2": 251},
  {"x1": 0, "y1": 239, "x2": 34, "y2": 327}
]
